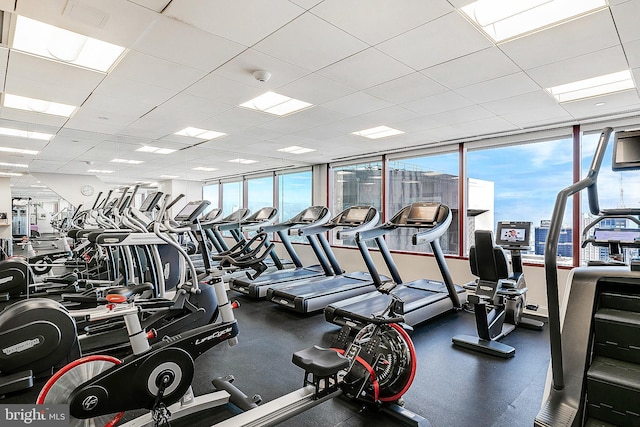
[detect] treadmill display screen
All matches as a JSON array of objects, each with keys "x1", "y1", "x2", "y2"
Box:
[
  {"x1": 496, "y1": 221, "x2": 531, "y2": 246},
  {"x1": 301, "y1": 208, "x2": 318, "y2": 222},
  {"x1": 407, "y1": 204, "x2": 439, "y2": 223},
  {"x1": 204, "y1": 208, "x2": 221, "y2": 220},
  {"x1": 255, "y1": 208, "x2": 274, "y2": 220},
  {"x1": 613, "y1": 131, "x2": 640, "y2": 171},
  {"x1": 343, "y1": 207, "x2": 369, "y2": 223}
]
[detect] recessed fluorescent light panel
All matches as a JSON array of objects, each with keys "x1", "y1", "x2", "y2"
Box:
[
  {"x1": 460, "y1": 0, "x2": 608, "y2": 42},
  {"x1": 160, "y1": 175, "x2": 180, "y2": 179},
  {"x1": 0, "y1": 172, "x2": 23, "y2": 176},
  {"x1": 240, "y1": 92, "x2": 313, "y2": 116},
  {"x1": 12, "y1": 15, "x2": 126, "y2": 72},
  {"x1": 4, "y1": 94, "x2": 77, "y2": 117},
  {"x1": 192, "y1": 167, "x2": 218, "y2": 172},
  {"x1": 135, "y1": 146, "x2": 176, "y2": 154},
  {"x1": 546, "y1": 70, "x2": 635, "y2": 102},
  {"x1": 30, "y1": 185, "x2": 48, "y2": 188},
  {"x1": 110, "y1": 158, "x2": 143, "y2": 164},
  {"x1": 0, "y1": 147, "x2": 39, "y2": 155},
  {"x1": 174, "y1": 127, "x2": 226, "y2": 140},
  {"x1": 352, "y1": 126, "x2": 405, "y2": 139},
  {"x1": 228, "y1": 158, "x2": 258, "y2": 164},
  {"x1": 0, "y1": 162, "x2": 28, "y2": 168},
  {"x1": 87, "y1": 169, "x2": 114, "y2": 174},
  {"x1": 277, "y1": 146, "x2": 316, "y2": 154},
  {"x1": 0, "y1": 126, "x2": 53, "y2": 141}
]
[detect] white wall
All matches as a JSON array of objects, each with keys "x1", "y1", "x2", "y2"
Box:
[
  {"x1": 30, "y1": 172, "x2": 113, "y2": 208},
  {"x1": 0, "y1": 177, "x2": 11, "y2": 241},
  {"x1": 158, "y1": 179, "x2": 203, "y2": 217}
]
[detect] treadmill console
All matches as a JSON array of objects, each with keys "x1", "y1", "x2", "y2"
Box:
[
  {"x1": 252, "y1": 207, "x2": 277, "y2": 221},
  {"x1": 495, "y1": 221, "x2": 531, "y2": 249},
  {"x1": 295, "y1": 206, "x2": 328, "y2": 224},
  {"x1": 174, "y1": 200, "x2": 211, "y2": 222},
  {"x1": 406, "y1": 203, "x2": 440, "y2": 224},
  {"x1": 335, "y1": 206, "x2": 374, "y2": 225},
  {"x1": 222, "y1": 208, "x2": 250, "y2": 223},
  {"x1": 203, "y1": 208, "x2": 222, "y2": 221}
]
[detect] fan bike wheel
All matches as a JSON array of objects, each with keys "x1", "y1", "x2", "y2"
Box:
[
  {"x1": 344, "y1": 323, "x2": 417, "y2": 403},
  {"x1": 37, "y1": 355, "x2": 124, "y2": 427}
]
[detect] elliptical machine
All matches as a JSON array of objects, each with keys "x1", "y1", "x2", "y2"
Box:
[{"x1": 452, "y1": 221, "x2": 543, "y2": 358}]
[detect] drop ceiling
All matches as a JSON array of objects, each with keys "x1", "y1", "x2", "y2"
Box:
[{"x1": 3, "y1": 0, "x2": 640, "y2": 197}]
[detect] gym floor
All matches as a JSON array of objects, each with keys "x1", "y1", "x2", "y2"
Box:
[{"x1": 4, "y1": 291, "x2": 550, "y2": 426}]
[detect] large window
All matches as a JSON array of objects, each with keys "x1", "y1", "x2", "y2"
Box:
[
  {"x1": 332, "y1": 162, "x2": 382, "y2": 246},
  {"x1": 246, "y1": 176, "x2": 274, "y2": 214},
  {"x1": 278, "y1": 171, "x2": 312, "y2": 222},
  {"x1": 467, "y1": 136, "x2": 573, "y2": 264},
  {"x1": 387, "y1": 152, "x2": 459, "y2": 255},
  {"x1": 202, "y1": 183, "x2": 219, "y2": 212},
  {"x1": 580, "y1": 131, "x2": 640, "y2": 265},
  {"x1": 221, "y1": 181, "x2": 243, "y2": 217}
]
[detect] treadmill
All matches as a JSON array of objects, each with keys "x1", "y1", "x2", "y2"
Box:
[
  {"x1": 266, "y1": 206, "x2": 389, "y2": 313},
  {"x1": 324, "y1": 202, "x2": 465, "y2": 329},
  {"x1": 228, "y1": 206, "x2": 334, "y2": 298}
]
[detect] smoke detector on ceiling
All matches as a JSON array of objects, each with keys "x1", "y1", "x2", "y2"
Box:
[{"x1": 253, "y1": 70, "x2": 271, "y2": 83}]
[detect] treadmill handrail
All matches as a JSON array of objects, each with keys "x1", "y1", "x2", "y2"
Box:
[
  {"x1": 335, "y1": 209, "x2": 380, "y2": 240},
  {"x1": 355, "y1": 224, "x2": 397, "y2": 241},
  {"x1": 543, "y1": 126, "x2": 612, "y2": 391},
  {"x1": 413, "y1": 210, "x2": 452, "y2": 245}
]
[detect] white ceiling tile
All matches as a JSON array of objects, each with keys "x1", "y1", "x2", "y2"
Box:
[
  {"x1": 128, "y1": 0, "x2": 170, "y2": 12},
  {"x1": 394, "y1": 115, "x2": 446, "y2": 133},
  {"x1": 253, "y1": 12, "x2": 368, "y2": 72},
  {"x1": 277, "y1": 73, "x2": 355, "y2": 105},
  {"x1": 499, "y1": 10, "x2": 620, "y2": 70},
  {"x1": 561, "y1": 89, "x2": 640, "y2": 119},
  {"x1": 321, "y1": 92, "x2": 393, "y2": 116},
  {"x1": 453, "y1": 117, "x2": 519, "y2": 137},
  {"x1": 109, "y1": 51, "x2": 207, "y2": 92},
  {"x1": 199, "y1": 107, "x2": 277, "y2": 133},
  {"x1": 6, "y1": 51, "x2": 104, "y2": 105},
  {"x1": 164, "y1": 0, "x2": 305, "y2": 47},
  {"x1": 427, "y1": 105, "x2": 496, "y2": 126},
  {"x1": 132, "y1": 15, "x2": 246, "y2": 72},
  {"x1": 421, "y1": 47, "x2": 521, "y2": 89},
  {"x1": 611, "y1": 0, "x2": 640, "y2": 42},
  {"x1": 454, "y1": 72, "x2": 541, "y2": 104},
  {"x1": 16, "y1": 0, "x2": 158, "y2": 48},
  {"x1": 526, "y1": 46, "x2": 630, "y2": 88},
  {"x1": 289, "y1": 0, "x2": 323, "y2": 9},
  {"x1": 257, "y1": 106, "x2": 347, "y2": 134},
  {"x1": 625, "y1": 39, "x2": 640, "y2": 69},
  {"x1": 364, "y1": 72, "x2": 447, "y2": 104},
  {"x1": 185, "y1": 74, "x2": 263, "y2": 106},
  {"x1": 355, "y1": 106, "x2": 420, "y2": 127},
  {"x1": 482, "y1": 91, "x2": 560, "y2": 116},
  {"x1": 377, "y1": 12, "x2": 492, "y2": 70},
  {"x1": 0, "y1": 108, "x2": 68, "y2": 127},
  {"x1": 0, "y1": 47, "x2": 8, "y2": 92},
  {"x1": 311, "y1": 0, "x2": 453, "y2": 45},
  {"x1": 317, "y1": 48, "x2": 414, "y2": 90},
  {"x1": 212, "y1": 48, "x2": 310, "y2": 89},
  {"x1": 403, "y1": 91, "x2": 473, "y2": 116}
]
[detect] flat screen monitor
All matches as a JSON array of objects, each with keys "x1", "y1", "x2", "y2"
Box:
[
  {"x1": 343, "y1": 207, "x2": 369, "y2": 223},
  {"x1": 496, "y1": 221, "x2": 531, "y2": 247},
  {"x1": 406, "y1": 203, "x2": 439, "y2": 223},
  {"x1": 594, "y1": 228, "x2": 640, "y2": 243},
  {"x1": 613, "y1": 130, "x2": 640, "y2": 171}
]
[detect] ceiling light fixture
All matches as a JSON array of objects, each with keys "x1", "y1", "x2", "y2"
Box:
[
  {"x1": 277, "y1": 146, "x2": 316, "y2": 154},
  {"x1": 240, "y1": 92, "x2": 313, "y2": 116},
  {"x1": 0, "y1": 147, "x2": 39, "y2": 155},
  {"x1": 4, "y1": 93, "x2": 77, "y2": 117},
  {"x1": 12, "y1": 15, "x2": 126, "y2": 72},
  {"x1": 110, "y1": 158, "x2": 144, "y2": 164},
  {"x1": 0, "y1": 171, "x2": 23, "y2": 176},
  {"x1": 0, "y1": 127, "x2": 53, "y2": 141},
  {"x1": 87, "y1": 169, "x2": 114, "y2": 174},
  {"x1": 352, "y1": 126, "x2": 405, "y2": 139},
  {"x1": 30, "y1": 185, "x2": 48, "y2": 188},
  {"x1": 174, "y1": 127, "x2": 226, "y2": 140},
  {"x1": 135, "y1": 146, "x2": 176, "y2": 154},
  {"x1": 192, "y1": 167, "x2": 218, "y2": 172},
  {"x1": 546, "y1": 70, "x2": 635, "y2": 102},
  {"x1": 460, "y1": 0, "x2": 608, "y2": 42},
  {"x1": 0, "y1": 162, "x2": 28, "y2": 168},
  {"x1": 228, "y1": 158, "x2": 258, "y2": 164},
  {"x1": 160, "y1": 175, "x2": 180, "y2": 179}
]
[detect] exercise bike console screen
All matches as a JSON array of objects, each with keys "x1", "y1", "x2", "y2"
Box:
[
  {"x1": 406, "y1": 203, "x2": 439, "y2": 224},
  {"x1": 175, "y1": 201, "x2": 209, "y2": 222},
  {"x1": 496, "y1": 221, "x2": 531, "y2": 247}
]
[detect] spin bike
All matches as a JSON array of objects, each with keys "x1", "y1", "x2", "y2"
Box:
[{"x1": 37, "y1": 276, "x2": 429, "y2": 426}]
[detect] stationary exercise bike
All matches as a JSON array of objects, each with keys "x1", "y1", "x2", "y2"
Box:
[
  {"x1": 37, "y1": 276, "x2": 429, "y2": 426},
  {"x1": 0, "y1": 298, "x2": 80, "y2": 397},
  {"x1": 452, "y1": 222, "x2": 543, "y2": 358}
]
